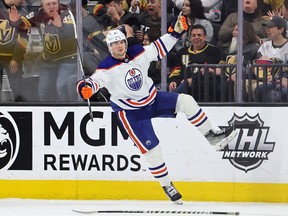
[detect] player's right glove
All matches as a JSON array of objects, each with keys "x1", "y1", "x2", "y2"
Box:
[
  {"x1": 76, "y1": 78, "x2": 99, "y2": 100},
  {"x1": 168, "y1": 15, "x2": 188, "y2": 39}
]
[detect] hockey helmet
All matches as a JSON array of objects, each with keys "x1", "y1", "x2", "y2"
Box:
[{"x1": 106, "y1": 29, "x2": 127, "y2": 54}]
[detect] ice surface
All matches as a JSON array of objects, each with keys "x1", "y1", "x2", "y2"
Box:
[{"x1": 1, "y1": 199, "x2": 288, "y2": 216}]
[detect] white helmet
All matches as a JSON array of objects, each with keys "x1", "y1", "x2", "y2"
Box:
[{"x1": 106, "y1": 29, "x2": 127, "y2": 54}]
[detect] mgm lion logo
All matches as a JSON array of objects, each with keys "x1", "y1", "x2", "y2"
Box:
[{"x1": 0, "y1": 112, "x2": 20, "y2": 170}]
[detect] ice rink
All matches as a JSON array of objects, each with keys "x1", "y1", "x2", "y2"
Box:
[{"x1": 1, "y1": 199, "x2": 288, "y2": 216}]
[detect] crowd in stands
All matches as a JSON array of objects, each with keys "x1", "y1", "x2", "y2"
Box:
[{"x1": 0, "y1": 0, "x2": 287, "y2": 103}]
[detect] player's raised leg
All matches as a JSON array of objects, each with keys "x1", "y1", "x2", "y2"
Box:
[{"x1": 175, "y1": 94, "x2": 237, "y2": 150}]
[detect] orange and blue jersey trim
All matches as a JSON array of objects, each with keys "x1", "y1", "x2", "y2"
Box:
[
  {"x1": 119, "y1": 85, "x2": 157, "y2": 109},
  {"x1": 153, "y1": 37, "x2": 168, "y2": 61},
  {"x1": 117, "y1": 110, "x2": 148, "y2": 154},
  {"x1": 189, "y1": 108, "x2": 208, "y2": 127}
]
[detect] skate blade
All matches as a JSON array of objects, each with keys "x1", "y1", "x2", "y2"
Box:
[
  {"x1": 173, "y1": 198, "x2": 183, "y2": 205},
  {"x1": 215, "y1": 130, "x2": 238, "y2": 151}
]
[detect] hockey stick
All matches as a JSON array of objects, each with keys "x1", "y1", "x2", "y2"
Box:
[
  {"x1": 72, "y1": 209, "x2": 240, "y2": 215},
  {"x1": 68, "y1": 9, "x2": 94, "y2": 122}
]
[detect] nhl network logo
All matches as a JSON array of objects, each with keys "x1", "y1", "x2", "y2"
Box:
[{"x1": 221, "y1": 113, "x2": 275, "y2": 172}]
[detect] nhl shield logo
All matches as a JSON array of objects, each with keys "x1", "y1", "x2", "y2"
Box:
[{"x1": 222, "y1": 113, "x2": 275, "y2": 172}]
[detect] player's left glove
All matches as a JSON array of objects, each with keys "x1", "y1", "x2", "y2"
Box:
[
  {"x1": 168, "y1": 15, "x2": 188, "y2": 39},
  {"x1": 76, "y1": 78, "x2": 99, "y2": 100},
  {"x1": 117, "y1": 24, "x2": 127, "y2": 36}
]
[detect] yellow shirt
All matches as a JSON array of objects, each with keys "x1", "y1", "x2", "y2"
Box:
[
  {"x1": 263, "y1": 0, "x2": 284, "y2": 10},
  {"x1": 122, "y1": 0, "x2": 129, "y2": 11}
]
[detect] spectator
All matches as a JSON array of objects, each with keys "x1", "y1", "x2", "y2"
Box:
[
  {"x1": 129, "y1": 0, "x2": 176, "y2": 69},
  {"x1": 266, "y1": 0, "x2": 288, "y2": 37},
  {"x1": 129, "y1": 0, "x2": 142, "y2": 13},
  {"x1": 142, "y1": 28, "x2": 162, "y2": 89},
  {"x1": 126, "y1": 0, "x2": 150, "y2": 12},
  {"x1": 102, "y1": 0, "x2": 141, "y2": 30},
  {"x1": 121, "y1": 0, "x2": 147, "y2": 12},
  {"x1": 92, "y1": 0, "x2": 138, "y2": 21},
  {"x1": 168, "y1": 24, "x2": 221, "y2": 102},
  {"x1": 218, "y1": 0, "x2": 266, "y2": 50},
  {"x1": 0, "y1": 0, "x2": 28, "y2": 102},
  {"x1": 9, "y1": 0, "x2": 78, "y2": 101},
  {"x1": 201, "y1": 0, "x2": 223, "y2": 23},
  {"x1": 174, "y1": 0, "x2": 223, "y2": 23},
  {"x1": 221, "y1": 0, "x2": 238, "y2": 22},
  {"x1": 136, "y1": 0, "x2": 175, "y2": 42},
  {"x1": 179, "y1": 0, "x2": 214, "y2": 47},
  {"x1": 217, "y1": 21, "x2": 259, "y2": 101},
  {"x1": 92, "y1": 0, "x2": 106, "y2": 21},
  {"x1": 92, "y1": 0, "x2": 120, "y2": 29},
  {"x1": 254, "y1": 16, "x2": 288, "y2": 102},
  {"x1": 129, "y1": 0, "x2": 175, "y2": 14}
]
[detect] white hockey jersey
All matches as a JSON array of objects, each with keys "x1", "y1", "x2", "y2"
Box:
[
  {"x1": 258, "y1": 40, "x2": 288, "y2": 62},
  {"x1": 90, "y1": 33, "x2": 177, "y2": 111}
]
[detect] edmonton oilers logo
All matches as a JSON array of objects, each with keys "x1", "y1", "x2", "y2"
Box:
[
  {"x1": 0, "y1": 112, "x2": 20, "y2": 170},
  {"x1": 125, "y1": 68, "x2": 143, "y2": 91}
]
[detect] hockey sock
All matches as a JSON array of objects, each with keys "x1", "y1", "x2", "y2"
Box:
[
  {"x1": 175, "y1": 93, "x2": 212, "y2": 135},
  {"x1": 143, "y1": 145, "x2": 171, "y2": 187}
]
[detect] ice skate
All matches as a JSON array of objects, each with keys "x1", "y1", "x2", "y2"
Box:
[
  {"x1": 162, "y1": 182, "x2": 183, "y2": 205},
  {"x1": 205, "y1": 126, "x2": 237, "y2": 151}
]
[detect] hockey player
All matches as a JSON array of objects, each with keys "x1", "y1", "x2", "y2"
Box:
[{"x1": 77, "y1": 16, "x2": 237, "y2": 204}]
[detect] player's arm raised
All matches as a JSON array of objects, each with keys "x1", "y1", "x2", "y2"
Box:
[
  {"x1": 168, "y1": 15, "x2": 188, "y2": 39},
  {"x1": 145, "y1": 15, "x2": 188, "y2": 61}
]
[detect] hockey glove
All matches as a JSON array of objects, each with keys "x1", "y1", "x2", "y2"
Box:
[
  {"x1": 117, "y1": 24, "x2": 127, "y2": 36},
  {"x1": 168, "y1": 15, "x2": 188, "y2": 39},
  {"x1": 76, "y1": 78, "x2": 99, "y2": 100}
]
